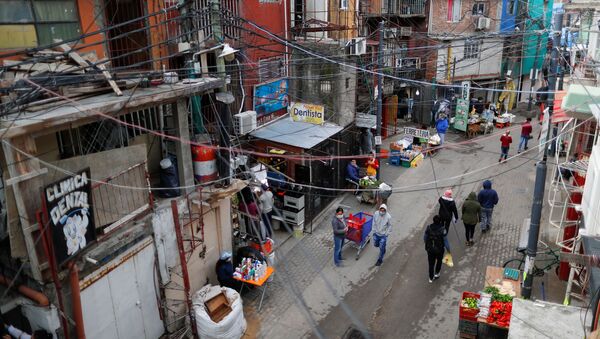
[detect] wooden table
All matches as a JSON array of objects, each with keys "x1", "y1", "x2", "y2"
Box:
[
  {"x1": 234, "y1": 266, "x2": 275, "y2": 311},
  {"x1": 477, "y1": 266, "x2": 522, "y2": 330}
]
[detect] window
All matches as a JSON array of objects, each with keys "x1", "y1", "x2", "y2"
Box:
[
  {"x1": 447, "y1": 0, "x2": 462, "y2": 22},
  {"x1": 258, "y1": 57, "x2": 286, "y2": 82},
  {"x1": 507, "y1": 0, "x2": 516, "y2": 15},
  {"x1": 320, "y1": 80, "x2": 332, "y2": 94},
  {"x1": 340, "y1": 0, "x2": 348, "y2": 10},
  {"x1": 464, "y1": 40, "x2": 481, "y2": 59},
  {"x1": 0, "y1": 0, "x2": 80, "y2": 49},
  {"x1": 472, "y1": 2, "x2": 485, "y2": 15}
]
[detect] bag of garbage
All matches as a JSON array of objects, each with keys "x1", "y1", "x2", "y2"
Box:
[{"x1": 193, "y1": 285, "x2": 246, "y2": 339}]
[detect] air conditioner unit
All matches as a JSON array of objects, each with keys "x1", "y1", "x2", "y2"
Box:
[
  {"x1": 234, "y1": 111, "x2": 257, "y2": 135},
  {"x1": 477, "y1": 17, "x2": 491, "y2": 30},
  {"x1": 349, "y1": 37, "x2": 367, "y2": 55},
  {"x1": 399, "y1": 26, "x2": 412, "y2": 37}
]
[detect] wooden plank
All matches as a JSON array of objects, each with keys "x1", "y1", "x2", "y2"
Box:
[
  {"x1": 559, "y1": 252, "x2": 592, "y2": 267},
  {"x1": 55, "y1": 41, "x2": 89, "y2": 68},
  {"x1": 5, "y1": 167, "x2": 48, "y2": 186},
  {"x1": 96, "y1": 64, "x2": 123, "y2": 96}
]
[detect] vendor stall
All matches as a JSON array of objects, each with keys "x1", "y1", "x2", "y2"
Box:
[
  {"x1": 458, "y1": 266, "x2": 522, "y2": 338},
  {"x1": 389, "y1": 127, "x2": 429, "y2": 167}
]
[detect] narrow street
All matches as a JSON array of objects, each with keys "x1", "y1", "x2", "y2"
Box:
[{"x1": 241, "y1": 112, "x2": 564, "y2": 338}]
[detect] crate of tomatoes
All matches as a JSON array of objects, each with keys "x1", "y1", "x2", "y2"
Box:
[{"x1": 459, "y1": 291, "x2": 480, "y2": 322}]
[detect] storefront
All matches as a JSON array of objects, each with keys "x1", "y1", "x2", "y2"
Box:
[{"x1": 248, "y1": 115, "x2": 355, "y2": 234}]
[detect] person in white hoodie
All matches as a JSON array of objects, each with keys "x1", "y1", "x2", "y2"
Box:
[{"x1": 373, "y1": 204, "x2": 392, "y2": 266}]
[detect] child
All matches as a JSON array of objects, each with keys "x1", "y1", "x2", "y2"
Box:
[{"x1": 499, "y1": 131, "x2": 513, "y2": 163}]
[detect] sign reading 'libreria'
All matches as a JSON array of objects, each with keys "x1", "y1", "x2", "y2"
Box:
[{"x1": 289, "y1": 102, "x2": 325, "y2": 125}]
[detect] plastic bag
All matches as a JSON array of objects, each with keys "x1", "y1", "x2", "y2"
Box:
[
  {"x1": 193, "y1": 285, "x2": 247, "y2": 339},
  {"x1": 443, "y1": 252, "x2": 454, "y2": 267}
]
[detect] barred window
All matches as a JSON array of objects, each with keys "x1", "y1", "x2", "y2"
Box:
[
  {"x1": 258, "y1": 57, "x2": 286, "y2": 82},
  {"x1": 464, "y1": 40, "x2": 481, "y2": 59}
]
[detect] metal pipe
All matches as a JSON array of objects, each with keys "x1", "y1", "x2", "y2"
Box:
[
  {"x1": 171, "y1": 200, "x2": 198, "y2": 339},
  {"x1": 375, "y1": 21, "x2": 384, "y2": 180},
  {"x1": 0, "y1": 275, "x2": 49, "y2": 306},
  {"x1": 69, "y1": 263, "x2": 86, "y2": 339}
]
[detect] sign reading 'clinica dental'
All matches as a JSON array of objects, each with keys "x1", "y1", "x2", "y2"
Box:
[
  {"x1": 289, "y1": 102, "x2": 325, "y2": 125},
  {"x1": 44, "y1": 168, "x2": 96, "y2": 265}
]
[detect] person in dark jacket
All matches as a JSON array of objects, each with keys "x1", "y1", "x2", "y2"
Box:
[
  {"x1": 477, "y1": 180, "x2": 499, "y2": 232},
  {"x1": 461, "y1": 192, "x2": 481, "y2": 246},
  {"x1": 438, "y1": 189, "x2": 459, "y2": 234},
  {"x1": 216, "y1": 251, "x2": 243, "y2": 291},
  {"x1": 424, "y1": 215, "x2": 447, "y2": 283},
  {"x1": 332, "y1": 207, "x2": 348, "y2": 267},
  {"x1": 346, "y1": 160, "x2": 360, "y2": 183}
]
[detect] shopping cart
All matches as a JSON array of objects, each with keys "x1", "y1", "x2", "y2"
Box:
[{"x1": 344, "y1": 212, "x2": 373, "y2": 260}]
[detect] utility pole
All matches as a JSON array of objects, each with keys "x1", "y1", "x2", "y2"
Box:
[
  {"x1": 527, "y1": 29, "x2": 542, "y2": 111},
  {"x1": 375, "y1": 21, "x2": 384, "y2": 180},
  {"x1": 522, "y1": 6, "x2": 563, "y2": 299},
  {"x1": 210, "y1": 0, "x2": 231, "y2": 187}
]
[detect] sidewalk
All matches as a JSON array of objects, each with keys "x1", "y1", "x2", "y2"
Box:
[{"x1": 241, "y1": 112, "x2": 566, "y2": 338}]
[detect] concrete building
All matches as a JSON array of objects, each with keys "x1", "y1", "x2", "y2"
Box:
[
  {"x1": 0, "y1": 2, "x2": 245, "y2": 338},
  {"x1": 429, "y1": 0, "x2": 504, "y2": 102}
]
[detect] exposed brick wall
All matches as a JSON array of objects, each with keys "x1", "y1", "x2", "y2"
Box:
[{"x1": 429, "y1": 0, "x2": 502, "y2": 36}]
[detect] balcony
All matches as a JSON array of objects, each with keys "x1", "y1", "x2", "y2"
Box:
[{"x1": 363, "y1": 0, "x2": 426, "y2": 17}]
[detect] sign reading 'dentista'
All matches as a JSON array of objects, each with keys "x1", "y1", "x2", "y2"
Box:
[
  {"x1": 44, "y1": 168, "x2": 96, "y2": 265},
  {"x1": 289, "y1": 102, "x2": 325, "y2": 125}
]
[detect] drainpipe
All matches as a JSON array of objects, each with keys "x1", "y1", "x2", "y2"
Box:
[
  {"x1": 0, "y1": 275, "x2": 49, "y2": 306},
  {"x1": 69, "y1": 262, "x2": 86, "y2": 339}
]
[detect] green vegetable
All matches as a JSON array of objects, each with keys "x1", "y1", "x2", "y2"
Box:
[
  {"x1": 483, "y1": 286, "x2": 513, "y2": 302},
  {"x1": 462, "y1": 297, "x2": 479, "y2": 309}
]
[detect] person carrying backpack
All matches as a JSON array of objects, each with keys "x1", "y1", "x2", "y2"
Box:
[{"x1": 424, "y1": 215, "x2": 448, "y2": 283}]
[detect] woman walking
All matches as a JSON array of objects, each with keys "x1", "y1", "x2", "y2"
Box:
[{"x1": 461, "y1": 192, "x2": 481, "y2": 246}]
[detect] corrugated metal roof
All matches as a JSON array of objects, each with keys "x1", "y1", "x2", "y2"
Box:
[{"x1": 250, "y1": 117, "x2": 343, "y2": 149}]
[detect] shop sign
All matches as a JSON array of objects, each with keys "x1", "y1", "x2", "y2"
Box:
[
  {"x1": 289, "y1": 102, "x2": 325, "y2": 125},
  {"x1": 254, "y1": 78, "x2": 289, "y2": 118},
  {"x1": 404, "y1": 127, "x2": 430, "y2": 139},
  {"x1": 44, "y1": 168, "x2": 96, "y2": 265},
  {"x1": 461, "y1": 81, "x2": 471, "y2": 101},
  {"x1": 355, "y1": 113, "x2": 377, "y2": 128},
  {"x1": 454, "y1": 99, "x2": 469, "y2": 132}
]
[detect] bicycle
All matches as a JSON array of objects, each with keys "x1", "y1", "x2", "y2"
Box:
[{"x1": 502, "y1": 246, "x2": 561, "y2": 277}]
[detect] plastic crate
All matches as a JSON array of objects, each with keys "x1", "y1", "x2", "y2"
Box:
[
  {"x1": 401, "y1": 160, "x2": 411, "y2": 168},
  {"x1": 389, "y1": 156, "x2": 401, "y2": 166},
  {"x1": 459, "y1": 292, "x2": 480, "y2": 321},
  {"x1": 458, "y1": 319, "x2": 478, "y2": 338}
]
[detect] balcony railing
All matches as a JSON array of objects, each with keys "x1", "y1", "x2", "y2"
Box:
[{"x1": 382, "y1": 0, "x2": 426, "y2": 16}]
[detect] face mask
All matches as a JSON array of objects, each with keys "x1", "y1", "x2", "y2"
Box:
[
  {"x1": 379, "y1": 211, "x2": 386, "y2": 216},
  {"x1": 336, "y1": 214, "x2": 343, "y2": 219}
]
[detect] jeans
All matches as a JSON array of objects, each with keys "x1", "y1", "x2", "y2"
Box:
[
  {"x1": 438, "y1": 132, "x2": 446, "y2": 145},
  {"x1": 500, "y1": 146, "x2": 509, "y2": 160},
  {"x1": 464, "y1": 223, "x2": 476, "y2": 241},
  {"x1": 333, "y1": 236, "x2": 344, "y2": 266},
  {"x1": 373, "y1": 233, "x2": 388, "y2": 262},
  {"x1": 427, "y1": 251, "x2": 444, "y2": 280},
  {"x1": 481, "y1": 207, "x2": 493, "y2": 230},
  {"x1": 518, "y1": 135, "x2": 529, "y2": 152},
  {"x1": 261, "y1": 211, "x2": 273, "y2": 238},
  {"x1": 442, "y1": 219, "x2": 452, "y2": 252}
]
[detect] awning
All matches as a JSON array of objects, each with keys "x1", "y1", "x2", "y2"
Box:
[
  {"x1": 552, "y1": 90, "x2": 570, "y2": 124},
  {"x1": 508, "y1": 299, "x2": 589, "y2": 338},
  {"x1": 250, "y1": 117, "x2": 343, "y2": 149},
  {"x1": 562, "y1": 84, "x2": 600, "y2": 120}
]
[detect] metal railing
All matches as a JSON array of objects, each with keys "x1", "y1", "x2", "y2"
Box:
[{"x1": 381, "y1": 0, "x2": 426, "y2": 16}]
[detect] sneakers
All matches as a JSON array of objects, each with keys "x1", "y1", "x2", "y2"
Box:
[
  {"x1": 465, "y1": 241, "x2": 470, "y2": 246},
  {"x1": 470, "y1": 240, "x2": 475, "y2": 246},
  {"x1": 434, "y1": 273, "x2": 440, "y2": 279},
  {"x1": 428, "y1": 278, "x2": 433, "y2": 283},
  {"x1": 375, "y1": 259, "x2": 382, "y2": 266}
]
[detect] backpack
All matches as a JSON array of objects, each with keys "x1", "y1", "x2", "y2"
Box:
[{"x1": 425, "y1": 225, "x2": 445, "y2": 254}]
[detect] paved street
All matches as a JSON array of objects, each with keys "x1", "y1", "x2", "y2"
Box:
[{"x1": 242, "y1": 112, "x2": 566, "y2": 339}]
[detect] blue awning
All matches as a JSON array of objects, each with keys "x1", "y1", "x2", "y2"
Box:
[{"x1": 250, "y1": 117, "x2": 343, "y2": 149}]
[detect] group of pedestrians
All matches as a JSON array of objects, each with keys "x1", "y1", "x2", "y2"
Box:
[{"x1": 424, "y1": 181, "x2": 499, "y2": 282}]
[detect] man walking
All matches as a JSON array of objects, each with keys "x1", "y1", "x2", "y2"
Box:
[
  {"x1": 424, "y1": 215, "x2": 447, "y2": 283},
  {"x1": 478, "y1": 180, "x2": 499, "y2": 233},
  {"x1": 499, "y1": 130, "x2": 513, "y2": 163},
  {"x1": 373, "y1": 204, "x2": 392, "y2": 266},
  {"x1": 332, "y1": 207, "x2": 348, "y2": 267},
  {"x1": 435, "y1": 113, "x2": 449, "y2": 145},
  {"x1": 518, "y1": 118, "x2": 533, "y2": 153}
]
